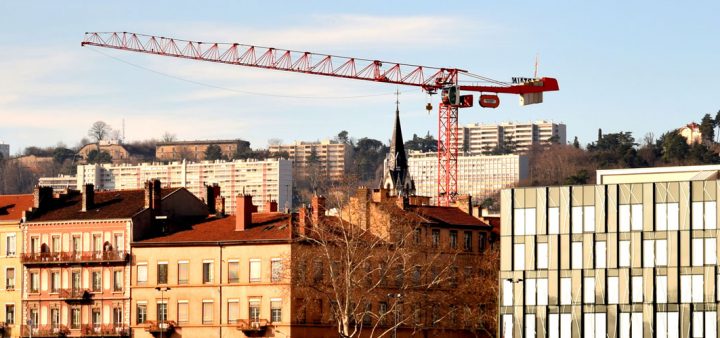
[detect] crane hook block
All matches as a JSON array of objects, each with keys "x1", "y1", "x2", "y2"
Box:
[{"x1": 425, "y1": 103, "x2": 433, "y2": 112}]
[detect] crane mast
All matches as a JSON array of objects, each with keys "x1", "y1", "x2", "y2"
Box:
[{"x1": 82, "y1": 32, "x2": 559, "y2": 206}]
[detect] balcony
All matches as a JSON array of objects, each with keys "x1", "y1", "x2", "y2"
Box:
[
  {"x1": 237, "y1": 319, "x2": 269, "y2": 336},
  {"x1": 144, "y1": 321, "x2": 176, "y2": 337},
  {"x1": 0, "y1": 322, "x2": 5, "y2": 334},
  {"x1": 21, "y1": 251, "x2": 128, "y2": 266},
  {"x1": 82, "y1": 324, "x2": 129, "y2": 337},
  {"x1": 58, "y1": 289, "x2": 93, "y2": 303},
  {"x1": 21, "y1": 325, "x2": 70, "y2": 337}
]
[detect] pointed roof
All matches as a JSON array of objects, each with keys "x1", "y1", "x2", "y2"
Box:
[{"x1": 388, "y1": 96, "x2": 408, "y2": 171}]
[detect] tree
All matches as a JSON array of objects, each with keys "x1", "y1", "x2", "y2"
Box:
[
  {"x1": 572, "y1": 136, "x2": 580, "y2": 149},
  {"x1": 352, "y1": 138, "x2": 388, "y2": 184},
  {"x1": 335, "y1": 130, "x2": 352, "y2": 145},
  {"x1": 586, "y1": 131, "x2": 639, "y2": 168},
  {"x1": 404, "y1": 132, "x2": 437, "y2": 153},
  {"x1": 161, "y1": 132, "x2": 177, "y2": 143},
  {"x1": 204, "y1": 144, "x2": 223, "y2": 161},
  {"x1": 268, "y1": 138, "x2": 283, "y2": 147},
  {"x1": 700, "y1": 113, "x2": 715, "y2": 143},
  {"x1": 715, "y1": 110, "x2": 720, "y2": 142},
  {"x1": 88, "y1": 121, "x2": 112, "y2": 143},
  {"x1": 659, "y1": 131, "x2": 689, "y2": 163},
  {"x1": 87, "y1": 150, "x2": 112, "y2": 164}
]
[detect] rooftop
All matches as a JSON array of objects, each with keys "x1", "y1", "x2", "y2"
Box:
[
  {"x1": 0, "y1": 194, "x2": 33, "y2": 222},
  {"x1": 597, "y1": 164, "x2": 720, "y2": 185},
  {"x1": 156, "y1": 139, "x2": 248, "y2": 146},
  {"x1": 411, "y1": 205, "x2": 490, "y2": 228}
]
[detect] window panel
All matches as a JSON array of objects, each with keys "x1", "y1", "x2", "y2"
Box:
[
  {"x1": 178, "y1": 302, "x2": 188, "y2": 323},
  {"x1": 706, "y1": 312, "x2": 717, "y2": 338},
  {"x1": 693, "y1": 202, "x2": 704, "y2": 230},
  {"x1": 583, "y1": 313, "x2": 594, "y2": 338},
  {"x1": 705, "y1": 238, "x2": 717, "y2": 265},
  {"x1": 681, "y1": 275, "x2": 692, "y2": 303},
  {"x1": 584, "y1": 277, "x2": 595, "y2": 303},
  {"x1": 619, "y1": 313, "x2": 630, "y2": 338},
  {"x1": 571, "y1": 242, "x2": 582, "y2": 269},
  {"x1": 668, "y1": 203, "x2": 679, "y2": 230},
  {"x1": 525, "y1": 279, "x2": 536, "y2": 306},
  {"x1": 584, "y1": 206, "x2": 595, "y2": 232},
  {"x1": 526, "y1": 314, "x2": 536, "y2": 338},
  {"x1": 560, "y1": 277, "x2": 572, "y2": 305},
  {"x1": 656, "y1": 203, "x2": 667, "y2": 231},
  {"x1": 643, "y1": 240, "x2": 655, "y2": 268},
  {"x1": 514, "y1": 244, "x2": 525, "y2": 270},
  {"x1": 537, "y1": 278, "x2": 548, "y2": 306},
  {"x1": 271, "y1": 259, "x2": 282, "y2": 282},
  {"x1": 227, "y1": 301, "x2": 239, "y2": 324},
  {"x1": 549, "y1": 314, "x2": 559, "y2": 338},
  {"x1": 502, "y1": 314, "x2": 513, "y2": 338},
  {"x1": 619, "y1": 205, "x2": 631, "y2": 232},
  {"x1": 619, "y1": 240, "x2": 631, "y2": 267},
  {"x1": 560, "y1": 313, "x2": 571, "y2": 338},
  {"x1": 632, "y1": 276, "x2": 643, "y2": 303},
  {"x1": 693, "y1": 312, "x2": 703, "y2": 338},
  {"x1": 631, "y1": 204, "x2": 643, "y2": 230},
  {"x1": 250, "y1": 259, "x2": 261, "y2": 282},
  {"x1": 656, "y1": 240, "x2": 668, "y2": 266},
  {"x1": 692, "y1": 238, "x2": 704, "y2": 266},
  {"x1": 608, "y1": 276, "x2": 619, "y2": 304},
  {"x1": 228, "y1": 261, "x2": 239, "y2": 283},
  {"x1": 525, "y1": 208, "x2": 536, "y2": 235},
  {"x1": 502, "y1": 279, "x2": 513, "y2": 306},
  {"x1": 548, "y1": 207, "x2": 560, "y2": 234},
  {"x1": 514, "y1": 209, "x2": 525, "y2": 236},
  {"x1": 178, "y1": 261, "x2": 189, "y2": 284},
  {"x1": 202, "y1": 301, "x2": 213, "y2": 324},
  {"x1": 203, "y1": 261, "x2": 213, "y2": 284},
  {"x1": 595, "y1": 241, "x2": 606, "y2": 268},
  {"x1": 537, "y1": 243, "x2": 548, "y2": 269},
  {"x1": 631, "y1": 313, "x2": 643, "y2": 338},
  {"x1": 137, "y1": 264, "x2": 147, "y2": 285},
  {"x1": 157, "y1": 262, "x2": 168, "y2": 284},
  {"x1": 572, "y1": 207, "x2": 583, "y2": 234},
  {"x1": 657, "y1": 275, "x2": 668, "y2": 303},
  {"x1": 692, "y1": 275, "x2": 704, "y2": 303},
  {"x1": 705, "y1": 201, "x2": 716, "y2": 229}
]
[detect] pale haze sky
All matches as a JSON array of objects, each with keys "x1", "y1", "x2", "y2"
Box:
[{"x1": 1, "y1": 1, "x2": 719, "y2": 154}]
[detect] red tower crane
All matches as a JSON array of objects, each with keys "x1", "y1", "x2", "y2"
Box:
[{"x1": 81, "y1": 32, "x2": 559, "y2": 206}]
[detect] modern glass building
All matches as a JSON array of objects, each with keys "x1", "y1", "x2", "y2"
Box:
[{"x1": 500, "y1": 165, "x2": 720, "y2": 338}]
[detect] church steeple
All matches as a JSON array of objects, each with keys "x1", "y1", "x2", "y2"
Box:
[{"x1": 382, "y1": 90, "x2": 414, "y2": 196}]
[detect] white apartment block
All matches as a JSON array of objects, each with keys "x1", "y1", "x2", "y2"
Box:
[
  {"x1": 407, "y1": 151, "x2": 528, "y2": 203},
  {"x1": 76, "y1": 159, "x2": 292, "y2": 214},
  {"x1": 459, "y1": 120, "x2": 566, "y2": 154},
  {"x1": 269, "y1": 140, "x2": 351, "y2": 181},
  {"x1": 38, "y1": 175, "x2": 78, "y2": 191}
]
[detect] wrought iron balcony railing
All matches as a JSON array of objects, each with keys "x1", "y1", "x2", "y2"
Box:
[
  {"x1": 21, "y1": 251, "x2": 128, "y2": 265},
  {"x1": 82, "y1": 324, "x2": 129, "y2": 337}
]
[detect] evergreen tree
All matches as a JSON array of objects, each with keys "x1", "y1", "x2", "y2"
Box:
[
  {"x1": 700, "y1": 113, "x2": 715, "y2": 143},
  {"x1": 572, "y1": 137, "x2": 580, "y2": 148},
  {"x1": 204, "y1": 144, "x2": 224, "y2": 161}
]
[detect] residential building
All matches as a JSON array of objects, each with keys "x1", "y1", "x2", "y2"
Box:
[
  {"x1": 77, "y1": 139, "x2": 154, "y2": 164},
  {"x1": 20, "y1": 181, "x2": 208, "y2": 338},
  {"x1": 678, "y1": 122, "x2": 703, "y2": 145},
  {"x1": 0, "y1": 143, "x2": 9, "y2": 160},
  {"x1": 75, "y1": 159, "x2": 292, "y2": 214},
  {"x1": 130, "y1": 195, "x2": 293, "y2": 338},
  {"x1": 0, "y1": 194, "x2": 33, "y2": 338},
  {"x1": 155, "y1": 139, "x2": 250, "y2": 161},
  {"x1": 408, "y1": 152, "x2": 528, "y2": 204},
  {"x1": 499, "y1": 164, "x2": 720, "y2": 338},
  {"x1": 459, "y1": 120, "x2": 566, "y2": 154},
  {"x1": 38, "y1": 175, "x2": 78, "y2": 192},
  {"x1": 269, "y1": 140, "x2": 351, "y2": 182}
]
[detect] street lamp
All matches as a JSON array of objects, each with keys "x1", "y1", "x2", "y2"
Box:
[
  {"x1": 387, "y1": 293, "x2": 402, "y2": 338},
  {"x1": 155, "y1": 287, "x2": 171, "y2": 338}
]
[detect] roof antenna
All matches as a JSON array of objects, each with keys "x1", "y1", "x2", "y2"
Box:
[{"x1": 534, "y1": 53, "x2": 540, "y2": 78}]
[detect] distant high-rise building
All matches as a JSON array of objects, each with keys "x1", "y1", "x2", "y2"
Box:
[
  {"x1": 75, "y1": 159, "x2": 292, "y2": 214},
  {"x1": 269, "y1": 140, "x2": 352, "y2": 182},
  {"x1": 459, "y1": 120, "x2": 566, "y2": 154},
  {"x1": 0, "y1": 142, "x2": 9, "y2": 159},
  {"x1": 407, "y1": 151, "x2": 528, "y2": 204}
]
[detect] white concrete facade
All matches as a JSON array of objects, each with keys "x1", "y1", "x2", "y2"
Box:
[{"x1": 459, "y1": 120, "x2": 566, "y2": 154}]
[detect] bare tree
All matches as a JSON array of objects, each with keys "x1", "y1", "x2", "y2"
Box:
[
  {"x1": 268, "y1": 138, "x2": 283, "y2": 146},
  {"x1": 88, "y1": 121, "x2": 111, "y2": 143},
  {"x1": 161, "y1": 132, "x2": 177, "y2": 143}
]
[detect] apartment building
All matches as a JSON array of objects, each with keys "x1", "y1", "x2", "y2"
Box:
[
  {"x1": 20, "y1": 181, "x2": 208, "y2": 338},
  {"x1": 268, "y1": 140, "x2": 351, "y2": 181},
  {"x1": 75, "y1": 159, "x2": 292, "y2": 214},
  {"x1": 0, "y1": 194, "x2": 32, "y2": 338},
  {"x1": 459, "y1": 121, "x2": 566, "y2": 154},
  {"x1": 38, "y1": 175, "x2": 78, "y2": 192},
  {"x1": 155, "y1": 139, "x2": 251, "y2": 161},
  {"x1": 0, "y1": 143, "x2": 9, "y2": 160},
  {"x1": 130, "y1": 195, "x2": 293, "y2": 338},
  {"x1": 408, "y1": 151, "x2": 528, "y2": 203},
  {"x1": 499, "y1": 165, "x2": 720, "y2": 338}
]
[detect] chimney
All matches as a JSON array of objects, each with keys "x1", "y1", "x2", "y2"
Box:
[
  {"x1": 396, "y1": 195, "x2": 409, "y2": 210},
  {"x1": 454, "y1": 195, "x2": 473, "y2": 216},
  {"x1": 298, "y1": 205, "x2": 309, "y2": 235},
  {"x1": 265, "y1": 200, "x2": 278, "y2": 213},
  {"x1": 311, "y1": 195, "x2": 325, "y2": 225},
  {"x1": 33, "y1": 185, "x2": 53, "y2": 211},
  {"x1": 81, "y1": 184, "x2": 95, "y2": 212},
  {"x1": 216, "y1": 197, "x2": 226, "y2": 217},
  {"x1": 144, "y1": 180, "x2": 153, "y2": 209},
  {"x1": 152, "y1": 179, "x2": 162, "y2": 211},
  {"x1": 205, "y1": 185, "x2": 217, "y2": 214},
  {"x1": 236, "y1": 194, "x2": 255, "y2": 231}
]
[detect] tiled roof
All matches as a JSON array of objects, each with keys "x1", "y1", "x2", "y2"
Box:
[
  {"x1": 412, "y1": 206, "x2": 490, "y2": 228},
  {"x1": 28, "y1": 189, "x2": 178, "y2": 222},
  {"x1": 137, "y1": 213, "x2": 292, "y2": 244},
  {"x1": 0, "y1": 194, "x2": 33, "y2": 221}
]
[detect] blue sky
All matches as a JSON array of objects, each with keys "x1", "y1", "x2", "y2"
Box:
[{"x1": 1, "y1": 1, "x2": 719, "y2": 153}]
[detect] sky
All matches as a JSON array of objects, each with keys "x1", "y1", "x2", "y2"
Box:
[{"x1": 1, "y1": 1, "x2": 719, "y2": 154}]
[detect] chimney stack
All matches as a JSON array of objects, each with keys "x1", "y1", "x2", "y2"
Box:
[
  {"x1": 454, "y1": 195, "x2": 473, "y2": 216},
  {"x1": 311, "y1": 195, "x2": 325, "y2": 225},
  {"x1": 152, "y1": 179, "x2": 162, "y2": 211},
  {"x1": 298, "y1": 205, "x2": 309, "y2": 235},
  {"x1": 265, "y1": 200, "x2": 278, "y2": 213},
  {"x1": 216, "y1": 196, "x2": 226, "y2": 217},
  {"x1": 81, "y1": 184, "x2": 95, "y2": 212},
  {"x1": 144, "y1": 181, "x2": 153, "y2": 209},
  {"x1": 33, "y1": 185, "x2": 53, "y2": 211},
  {"x1": 236, "y1": 194, "x2": 255, "y2": 231},
  {"x1": 206, "y1": 185, "x2": 217, "y2": 214}
]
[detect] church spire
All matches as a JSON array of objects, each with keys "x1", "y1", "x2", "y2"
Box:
[
  {"x1": 388, "y1": 89, "x2": 408, "y2": 171},
  {"x1": 382, "y1": 89, "x2": 414, "y2": 196}
]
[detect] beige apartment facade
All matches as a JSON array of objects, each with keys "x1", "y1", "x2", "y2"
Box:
[
  {"x1": 460, "y1": 120, "x2": 566, "y2": 154},
  {"x1": 269, "y1": 140, "x2": 351, "y2": 181},
  {"x1": 500, "y1": 165, "x2": 720, "y2": 338},
  {"x1": 155, "y1": 139, "x2": 251, "y2": 161},
  {"x1": 0, "y1": 195, "x2": 33, "y2": 337}
]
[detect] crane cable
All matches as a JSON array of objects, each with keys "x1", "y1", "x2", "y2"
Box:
[{"x1": 86, "y1": 47, "x2": 422, "y2": 100}]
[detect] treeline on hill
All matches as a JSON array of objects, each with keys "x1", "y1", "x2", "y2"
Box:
[{"x1": 525, "y1": 112, "x2": 720, "y2": 187}]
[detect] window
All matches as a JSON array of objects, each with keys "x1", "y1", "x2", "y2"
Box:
[
  {"x1": 548, "y1": 207, "x2": 560, "y2": 234},
  {"x1": 548, "y1": 313, "x2": 572, "y2": 338},
  {"x1": 537, "y1": 243, "x2": 549, "y2": 269},
  {"x1": 250, "y1": 259, "x2": 261, "y2": 283},
  {"x1": 29, "y1": 308, "x2": 38, "y2": 328},
  {"x1": 524, "y1": 278, "x2": 548, "y2": 306},
  {"x1": 136, "y1": 303, "x2": 147, "y2": 324},
  {"x1": 50, "y1": 271, "x2": 60, "y2": 293},
  {"x1": 583, "y1": 313, "x2": 606, "y2": 338},
  {"x1": 463, "y1": 231, "x2": 472, "y2": 251},
  {"x1": 71, "y1": 236, "x2": 81, "y2": 254},
  {"x1": 681, "y1": 274, "x2": 704, "y2": 303},
  {"x1": 619, "y1": 204, "x2": 643, "y2": 232},
  {"x1": 113, "y1": 270, "x2": 122, "y2": 291},
  {"x1": 137, "y1": 264, "x2": 147, "y2": 285},
  {"x1": 692, "y1": 201, "x2": 717, "y2": 229},
  {"x1": 692, "y1": 311, "x2": 717, "y2": 338},
  {"x1": 113, "y1": 307, "x2": 122, "y2": 325},
  {"x1": 643, "y1": 240, "x2": 655, "y2": 268},
  {"x1": 5, "y1": 304, "x2": 14, "y2": 325},
  {"x1": 203, "y1": 261, "x2": 214, "y2": 284},
  {"x1": 30, "y1": 272, "x2": 39, "y2": 293},
  {"x1": 536, "y1": 278, "x2": 548, "y2": 306},
  {"x1": 656, "y1": 312, "x2": 679, "y2": 338},
  {"x1": 608, "y1": 276, "x2": 619, "y2": 304},
  {"x1": 5, "y1": 267, "x2": 14, "y2": 290},
  {"x1": 157, "y1": 262, "x2": 168, "y2": 284},
  {"x1": 560, "y1": 277, "x2": 572, "y2": 305},
  {"x1": 431, "y1": 229, "x2": 440, "y2": 247},
  {"x1": 51, "y1": 308, "x2": 60, "y2": 328},
  {"x1": 92, "y1": 308, "x2": 101, "y2": 327},
  {"x1": 513, "y1": 243, "x2": 525, "y2": 270},
  {"x1": 92, "y1": 271, "x2": 102, "y2": 291},
  {"x1": 72, "y1": 271, "x2": 81, "y2": 290},
  {"x1": 619, "y1": 240, "x2": 631, "y2": 267},
  {"x1": 449, "y1": 230, "x2": 458, "y2": 249},
  {"x1": 571, "y1": 242, "x2": 583, "y2": 269},
  {"x1": 514, "y1": 208, "x2": 536, "y2": 235},
  {"x1": 706, "y1": 238, "x2": 717, "y2": 265},
  {"x1": 5, "y1": 234, "x2": 16, "y2": 256},
  {"x1": 595, "y1": 241, "x2": 606, "y2": 268},
  {"x1": 584, "y1": 277, "x2": 595, "y2": 304},
  {"x1": 51, "y1": 236, "x2": 61, "y2": 253},
  {"x1": 619, "y1": 312, "x2": 643, "y2": 338},
  {"x1": 178, "y1": 301, "x2": 188, "y2": 323},
  {"x1": 656, "y1": 240, "x2": 668, "y2": 266},
  {"x1": 526, "y1": 314, "x2": 536, "y2": 338},
  {"x1": 178, "y1": 261, "x2": 189, "y2": 284},
  {"x1": 656, "y1": 275, "x2": 668, "y2": 303},
  {"x1": 157, "y1": 302, "x2": 167, "y2": 323},
  {"x1": 271, "y1": 259, "x2": 282, "y2": 282},
  {"x1": 631, "y1": 276, "x2": 643, "y2": 303},
  {"x1": 502, "y1": 314, "x2": 513, "y2": 338},
  {"x1": 525, "y1": 278, "x2": 536, "y2": 306},
  {"x1": 502, "y1": 279, "x2": 513, "y2": 306},
  {"x1": 271, "y1": 298, "x2": 282, "y2": 323},
  {"x1": 692, "y1": 238, "x2": 704, "y2": 266},
  {"x1": 656, "y1": 203, "x2": 679, "y2": 230},
  {"x1": 93, "y1": 234, "x2": 102, "y2": 253},
  {"x1": 114, "y1": 234, "x2": 123, "y2": 252},
  {"x1": 228, "y1": 261, "x2": 239, "y2": 283},
  {"x1": 30, "y1": 236, "x2": 39, "y2": 254},
  {"x1": 227, "y1": 301, "x2": 239, "y2": 324},
  {"x1": 414, "y1": 228, "x2": 421, "y2": 244},
  {"x1": 249, "y1": 298, "x2": 261, "y2": 322}
]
